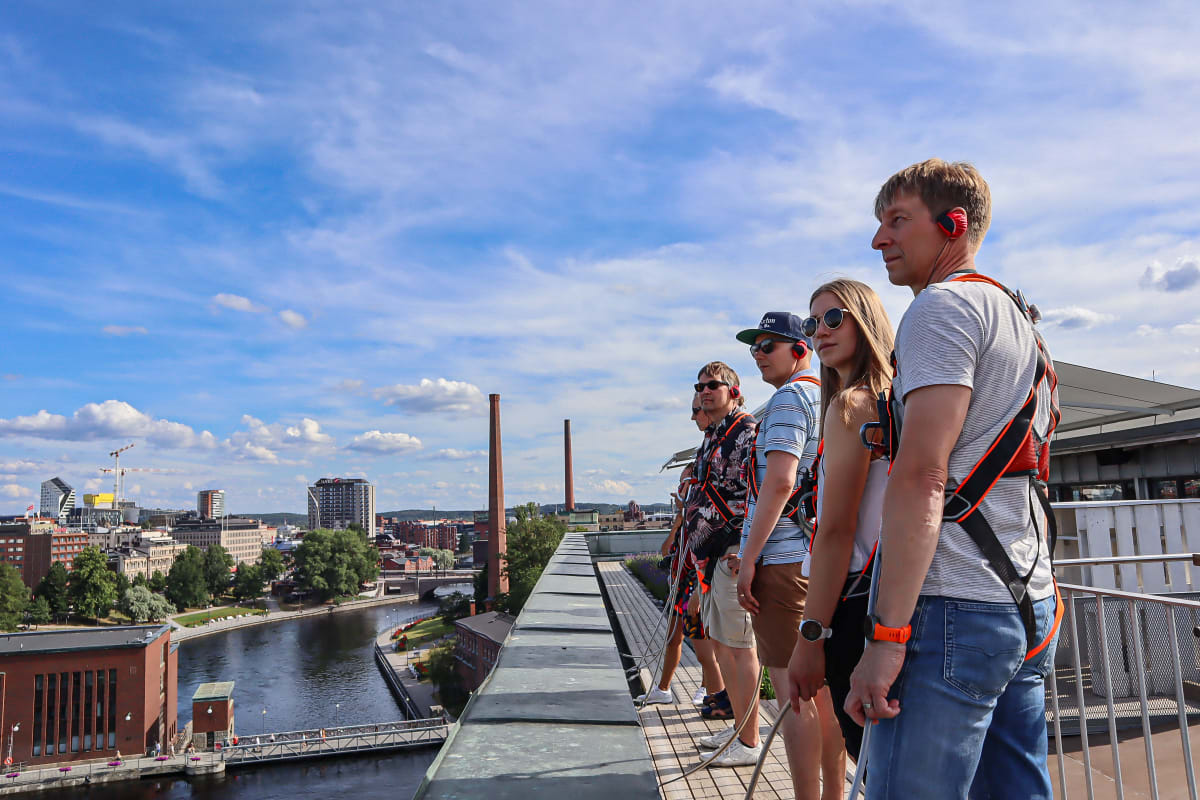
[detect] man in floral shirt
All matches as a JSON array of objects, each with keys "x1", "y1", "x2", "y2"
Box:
[{"x1": 688, "y1": 361, "x2": 761, "y2": 766}]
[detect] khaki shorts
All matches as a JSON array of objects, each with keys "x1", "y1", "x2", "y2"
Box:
[
  {"x1": 750, "y1": 561, "x2": 808, "y2": 668},
  {"x1": 700, "y1": 546, "x2": 755, "y2": 650}
]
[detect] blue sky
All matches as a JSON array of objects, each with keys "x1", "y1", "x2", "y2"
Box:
[{"x1": 3, "y1": 1, "x2": 1200, "y2": 514}]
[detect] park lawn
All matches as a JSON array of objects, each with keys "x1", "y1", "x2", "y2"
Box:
[
  {"x1": 401, "y1": 617, "x2": 454, "y2": 649},
  {"x1": 174, "y1": 606, "x2": 267, "y2": 627}
]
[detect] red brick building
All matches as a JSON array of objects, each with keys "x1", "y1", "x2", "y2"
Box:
[
  {"x1": 453, "y1": 611, "x2": 514, "y2": 691},
  {"x1": 0, "y1": 520, "x2": 89, "y2": 589},
  {"x1": 390, "y1": 521, "x2": 460, "y2": 551},
  {"x1": 0, "y1": 625, "x2": 178, "y2": 764}
]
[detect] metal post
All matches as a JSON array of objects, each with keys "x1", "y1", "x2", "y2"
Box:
[
  {"x1": 1048, "y1": 657, "x2": 1068, "y2": 799},
  {"x1": 1067, "y1": 593, "x2": 1095, "y2": 799},
  {"x1": 1127, "y1": 598, "x2": 1160, "y2": 800},
  {"x1": 1095, "y1": 595, "x2": 1126, "y2": 799},
  {"x1": 1166, "y1": 609, "x2": 1198, "y2": 800}
]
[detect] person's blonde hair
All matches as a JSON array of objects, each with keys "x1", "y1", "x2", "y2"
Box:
[
  {"x1": 697, "y1": 361, "x2": 744, "y2": 407},
  {"x1": 874, "y1": 158, "x2": 992, "y2": 252},
  {"x1": 808, "y1": 279, "x2": 894, "y2": 427}
]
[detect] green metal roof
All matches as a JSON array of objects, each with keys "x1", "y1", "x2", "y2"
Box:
[{"x1": 192, "y1": 681, "x2": 234, "y2": 702}]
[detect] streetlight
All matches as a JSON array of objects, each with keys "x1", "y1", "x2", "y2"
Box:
[
  {"x1": 6, "y1": 723, "x2": 19, "y2": 768},
  {"x1": 335, "y1": 703, "x2": 340, "y2": 731},
  {"x1": 261, "y1": 709, "x2": 267, "y2": 736}
]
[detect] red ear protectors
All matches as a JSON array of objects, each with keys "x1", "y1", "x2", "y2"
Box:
[
  {"x1": 730, "y1": 385, "x2": 741, "y2": 399},
  {"x1": 936, "y1": 209, "x2": 968, "y2": 239},
  {"x1": 792, "y1": 341, "x2": 808, "y2": 359}
]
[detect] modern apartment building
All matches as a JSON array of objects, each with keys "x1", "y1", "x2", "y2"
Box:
[
  {"x1": 39, "y1": 478, "x2": 75, "y2": 522},
  {"x1": 169, "y1": 517, "x2": 265, "y2": 565},
  {"x1": 197, "y1": 489, "x2": 225, "y2": 520},
  {"x1": 0, "y1": 519, "x2": 90, "y2": 588},
  {"x1": 307, "y1": 478, "x2": 375, "y2": 537}
]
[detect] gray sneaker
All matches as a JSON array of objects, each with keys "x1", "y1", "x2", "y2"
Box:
[
  {"x1": 707, "y1": 737, "x2": 762, "y2": 767},
  {"x1": 634, "y1": 687, "x2": 674, "y2": 705},
  {"x1": 697, "y1": 725, "x2": 736, "y2": 749}
]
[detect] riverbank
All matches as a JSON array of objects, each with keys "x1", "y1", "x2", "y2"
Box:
[
  {"x1": 171, "y1": 592, "x2": 423, "y2": 641},
  {"x1": 374, "y1": 627, "x2": 444, "y2": 719}
]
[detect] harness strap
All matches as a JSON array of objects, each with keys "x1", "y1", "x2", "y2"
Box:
[{"x1": 747, "y1": 375, "x2": 820, "y2": 526}]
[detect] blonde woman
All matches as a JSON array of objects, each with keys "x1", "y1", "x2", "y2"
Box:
[{"x1": 784, "y1": 278, "x2": 894, "y2": 765}]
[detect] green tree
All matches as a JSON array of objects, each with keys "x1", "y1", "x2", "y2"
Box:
[
  {"x1": 232, "y1": 563, "x2": 265, "y2": 602},
  {"x1": 148, "y1": 570, "x2": 167, "y2": 593},
  {"x1": 293, "y1": 529, "x2": 380, "y2": 601},
  {"x1": 25, "y1": 595, "x2": 52, "y2": 627},
  {"x1": 473, "y1": 563, "x2": 488, "y2": 608},
  {"x1": 0, "y1": 563, "x2": 29, "y2": 631},
  {"x1": 119, "y1": 585, "x2": 155, "y2": 623},
  {"x1": 68, "y1": 547, "x2": 118, "y2": 622},
  {"x1": 457, "y1": 531, "x2": 471, "y2": 553},
  {"x1": 438, "y1": 592, "x2": 471, "y2": 626},
  {"x1": 147, "y1": 592, "x2": 176, "y2": 622},
  {"x1": 258, "y1": 547, "x2": 284, "y2": 582},
  {"x1": 203, "y1": 544, "x2": 235, "y2": 598},
  {"x1": 419, "y1": 548, "x2": 454, "y2": 572},
  {"x1": 35, "y1": 562, "x2": 70, "y2": 622},
  {"x1": 499, "y1": 503, "x2": 565, "y2": 614},
  {"x1": 132, "y1": 572, "x2": 149, "y2": 589},
  {"x1": 427, "y1": 639, "x2": 469, "y2": 717},
  {"x1": 114, "y1": 571, "x2": 131, "y2": 599},
  {"x1": 166, "y1": 546, "x2": 209, "y2": 610}
]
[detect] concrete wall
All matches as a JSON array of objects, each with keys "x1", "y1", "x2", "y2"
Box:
[{"x1": 583, "y1": 529, "x2": 670, "y2": 557}]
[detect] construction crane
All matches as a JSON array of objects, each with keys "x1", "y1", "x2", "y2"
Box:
[{"x1": 106, "y1": 443, "x2": 135, "y2": 508}]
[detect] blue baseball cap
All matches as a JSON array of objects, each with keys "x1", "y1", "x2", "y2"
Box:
[{"x1": 736, "y1": 311, "x2": 812, "y2": 348}]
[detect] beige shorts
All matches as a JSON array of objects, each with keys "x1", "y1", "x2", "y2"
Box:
[{"x1": 700, "y1": 546, "x2": 755, "y2": 650}]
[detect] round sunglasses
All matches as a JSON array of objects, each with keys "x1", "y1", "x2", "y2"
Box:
[{"x1": 801, "y1": 307, "x2": 851, "y2": 338}]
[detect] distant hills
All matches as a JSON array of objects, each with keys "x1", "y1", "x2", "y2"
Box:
[{"x1": 237, "y1": 502, "x2": 672, "y2": 527}]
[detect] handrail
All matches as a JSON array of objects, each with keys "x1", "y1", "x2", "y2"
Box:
[
  {"x1": 1056, "y1": 553, "x2": 1200, "y2": 567},
  {"x1": 1057, "y1": 582, "x2": 1200, "y2": 610},
  {"x1": 1052, "y1": 498, "x2": 1200, "y2": 509}
]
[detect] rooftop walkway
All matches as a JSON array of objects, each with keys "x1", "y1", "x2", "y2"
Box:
[
  {"x1": 413, "y1": 532, "x2": 660, "y2": 799},
  {"x1": 598, "y1": 560, "x2": 855, "y2": 799}
]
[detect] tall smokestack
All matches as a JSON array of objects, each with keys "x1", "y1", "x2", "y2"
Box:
[
  {"x1": 564, "y1": 419, "x2": 575, "y2": 512},
  {"x1": 488, "y1": 394, "x2": 508, "y2": 599}
]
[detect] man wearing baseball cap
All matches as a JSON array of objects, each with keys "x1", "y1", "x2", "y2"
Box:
[{"x1": 735, "y1": 312, "x2": 845, "y2": 799}]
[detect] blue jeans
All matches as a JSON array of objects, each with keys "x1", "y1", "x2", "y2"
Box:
[{"x1": 865, "y1": 594, "x2": 1058, "y2": 800}]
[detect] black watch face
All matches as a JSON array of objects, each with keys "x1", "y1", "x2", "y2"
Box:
[
  {"x1": 862, "y1": 615, "x2": 876, "y2": 639},
  {"x1": 800, "y1": 620, "x2": 822, "y2": 641}
]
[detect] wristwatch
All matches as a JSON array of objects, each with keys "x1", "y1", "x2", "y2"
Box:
[
  {"x1": 862, "y1": 613, "x2": 912, "y2": 644},
  {"x1": 798, "y1": 619, "x2": 833, "y2": 642}
]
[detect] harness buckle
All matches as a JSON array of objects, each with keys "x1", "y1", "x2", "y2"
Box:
[{"x1": 942, "y1": 492, "x2": 974, "y2": 521}]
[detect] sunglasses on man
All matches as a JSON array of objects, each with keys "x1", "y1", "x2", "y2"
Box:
[
  {"x1": 693, "y1": 380, "x2": 730, "y2": 392},
  {"x1": 748, "y1": 338, "x2": 791, "y2": 356},
  {"x1": 800, "y1": 307, "x2": 851, "y2": 339}
]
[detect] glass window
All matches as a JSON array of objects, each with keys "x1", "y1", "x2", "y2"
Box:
[
  {"x1": 33, "y1": 674, "x2": 43, "y2": 757},
  {"x1": 96, "y1": 670, "x2": 105, "y2": 750},
  {"x1": 1184, "y1": 479, "x2": 1200, "y2": 499},
  {"x1": 84, "y1": 671, "x2": 93, "y2": 750},
  {"x1": 71, "y1": 672, "x2": 80, "y2": 752},
  {"x1": 45, "y1": 674, "x2": 56, "y2": 755},
  {"x1": 58, "y1": 672, "x2": 68, "y2": 755},
  {"x1": 108, "y1": 669, "x2": 117, "y2": 749}
]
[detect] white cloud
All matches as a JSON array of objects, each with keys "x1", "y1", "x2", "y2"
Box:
[
  {"x1": 213, "y1": 293, "x2": 267, "y2": 313},
  {"x1": 0, "y1": 400, "x2": 217, "y2": 449},
  {"x1": 84, "y1": 478, "x2": 102, "y2": 490},
  {"x1": 229, "y1": 415, "x2": 333, "y2": 452},
  {"x1": 1140, "y1": 258, "x2": 1200, "y2": 293},
  {"x1": 1039, "y1": 307, "x2": 1115, "y2": 330},
  {"x1": 347, "y1": 430, "x2": 423, "y2": 454},
  {"x1": 278, "y1": 309, "x2": 308, "y2": 329},
  {"x1": 594, "y1": 479, "x2": 633, "y2": 495},
  {"x1": 374, "y1": 378, "x2": 486, "y2": 415},
  {"x1": 1, "y1": 484, "x2": 32, "y2": 499},
  {"x1": 434, "y1": 448, "x2": 486, "y2": 460},
  {"x1": 102, "y1": 325, "x2": 148, "y2": 336}
]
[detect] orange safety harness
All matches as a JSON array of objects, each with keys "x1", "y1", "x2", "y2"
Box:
[
  {"x1": 861, "y1": 271, "x2": 1063, "y2": 660},
  {"x1": 694, "y1": 411, "x2": 755, "y2": 592}
]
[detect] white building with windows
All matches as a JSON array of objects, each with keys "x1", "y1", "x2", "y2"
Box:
[
  {"x1": 39, "y1": 477, "x2": 75, "y2": 522},
  {"x1": 197, "y1": 489, "x2": 225, "y2": 520},
  {"x1": 307, "y1": 477, "x2": 376, "y2": 537}
]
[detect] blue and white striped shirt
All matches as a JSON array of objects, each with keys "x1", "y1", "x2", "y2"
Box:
[{"x1": 740, "y1": 368, "x2": 821, "y2": 565}]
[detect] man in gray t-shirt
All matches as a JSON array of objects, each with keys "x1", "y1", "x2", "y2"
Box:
[{"x1": 846, "y1": 159, "x2": 1059, "y2": 800}]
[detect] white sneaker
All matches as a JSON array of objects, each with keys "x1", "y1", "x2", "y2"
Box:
[
  {"x1": 706, "y1": 737, "x2": 762, "y2": 767},
  {"x1": 691, "y1": 686, "x2": 707, "y2": 707},
  {"x1": 634, "y1": 687, "x2": 674, "y2": 705},
  {"x1": 697, "y1": 725, "x2": 736, "y2": 750}
]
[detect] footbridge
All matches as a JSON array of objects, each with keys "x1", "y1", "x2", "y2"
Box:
[
  {"x1": 222, "y1": 718, "x2": 448, "y2": 766},
  {"x1": 382, "y1": 572, "x2": 476, "y2": 597}
]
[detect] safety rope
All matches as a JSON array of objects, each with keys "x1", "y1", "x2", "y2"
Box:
[{"x1": 661, "y1": 664, "x2": 767, "y2": 784}]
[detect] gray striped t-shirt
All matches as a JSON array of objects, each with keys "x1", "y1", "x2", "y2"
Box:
[
  {"x1": 740, "y1": 367, "x2": 821, "y2": 565},
  {"x1": 892, "y1": 277, "x2": 1055, "y2": 604}
]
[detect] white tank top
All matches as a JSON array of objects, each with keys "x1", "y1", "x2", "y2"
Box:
[{"x1": 807, "y1": 455, "x2": 888, "y2": 575}]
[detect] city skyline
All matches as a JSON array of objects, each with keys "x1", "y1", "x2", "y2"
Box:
[{"x1": 4, "y1": 2, "x2": 1200, "y2": 514}]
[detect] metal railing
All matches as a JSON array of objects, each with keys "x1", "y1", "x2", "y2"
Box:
[
  {"x1": 1048, "y1": 576, "x2": 1200, "y2": 800},
  {"x1": 221, "y1": 718, "x2": 448, "y2": 765}
]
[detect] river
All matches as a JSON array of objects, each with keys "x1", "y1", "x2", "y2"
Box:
[{"x1": 34, "y1": 597, "x2": 452, "y2": 800}]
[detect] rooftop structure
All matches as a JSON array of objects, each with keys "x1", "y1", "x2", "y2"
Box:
[
  {"x1": 39, "y1": 477, "x2": 75, "y2": 522},
  {"x1": 197, "y1": 488, "x2": 225, "y2": 520},
  {"x1": 307, "y1": 477, "x2": 376, "y2": 538}
]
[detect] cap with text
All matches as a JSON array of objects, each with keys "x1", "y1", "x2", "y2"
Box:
[{"x1": 736, "y1": 311, "x2": 812, "y2": 347}]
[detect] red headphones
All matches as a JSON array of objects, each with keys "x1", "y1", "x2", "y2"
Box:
[
  {"x1": 792, "y1": 341, "x2": 809, "y2": 359},
  {"x1": 936, "y1": 209, "x2": 968, "y2": 239},
  {"x1": 730, "y1": 385, "x2": 741, "y2": 399}
]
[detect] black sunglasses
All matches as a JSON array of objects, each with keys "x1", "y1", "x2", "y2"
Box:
[
  {"x1": 800, "y1": 307, "x2": 851, "y2": 338},
  {"x1": 749, "y1": 338, "x2": 790, "y2": 356},
  {"x1": 693, "y1": 380, "x2": 730, "y2": 392},
  {"x1": 690, "y1": 406, "x2": 701, "y2": 415}
]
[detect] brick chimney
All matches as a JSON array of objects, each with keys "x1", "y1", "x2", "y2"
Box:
[
  {"x1": 564, "y1": 418, "x2": 575, "y2": 512},
  {"x1": 488, "y1": 393, "x2": 508, "y2": 599}
]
